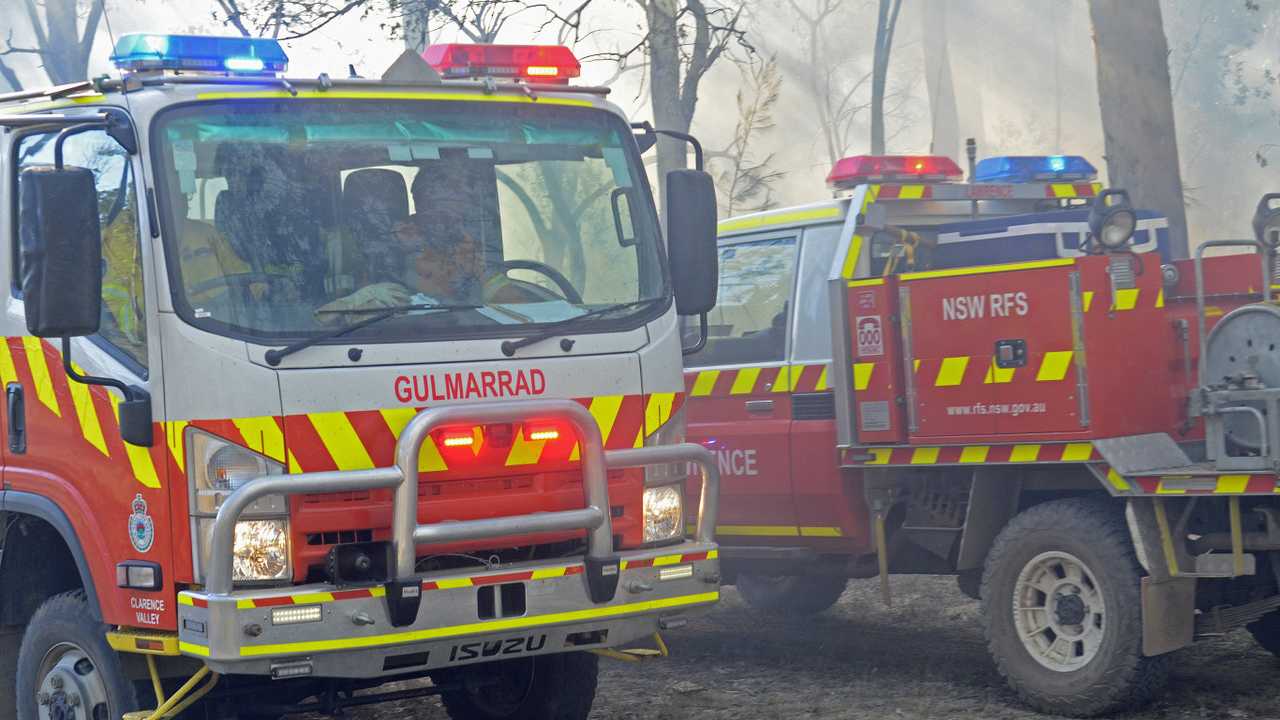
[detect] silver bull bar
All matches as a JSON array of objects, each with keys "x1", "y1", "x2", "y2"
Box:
[{"x1": 206, "y1": 399, "x2": 719, "y2": 596}]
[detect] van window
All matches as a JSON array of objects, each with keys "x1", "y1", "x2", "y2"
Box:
[
  {"x1": 16, "y1": 130, "x2": 147, "y2": 367},
  {"x1": 686, "y1": 235, "x2": 797, "y2": 367},
  {"x1": 791, "y1": 224, "x2": 843, "y2": 363}
]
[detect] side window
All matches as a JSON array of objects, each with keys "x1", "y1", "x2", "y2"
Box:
[
  {"x1": 686, "y1": 235, "x2": 797, "y2": 367},
  {"x1": 791, "y1": 225, "x2": 843, "y2": 363},
  {"x1": 17, "y1": 130, "x2": 147, "y2": 367}
]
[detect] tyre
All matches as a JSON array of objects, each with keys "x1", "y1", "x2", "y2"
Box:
[
  {"x1": 980, "y1": 498, "x2": 1169, "y2": 717},
  {"x1": 1247, "y1": 611, "x2": 1280, "y2": 656},
  {"x1": 16, "y1": 590, "x2": 139, "y2": 720},
  {"x1": 438, "y1": 652, "x2": 597, "y2": 720},
  {"x1": 736, "y1": 573, "x2": 848, "y2": 616}
]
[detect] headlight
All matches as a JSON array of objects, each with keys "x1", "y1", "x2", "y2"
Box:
[
  {"x1": 233, "y1": 520, "x2": 290, "y2": 582},
  {"x1": 187, "y1": 427, "x2": 289, "y2": 583},
  {"x1": 643, "y1": 485, "x2": 683, "y2": 543}
]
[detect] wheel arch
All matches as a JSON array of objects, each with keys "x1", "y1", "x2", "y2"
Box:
[{"x1": 0, "y1": 490, "x2": 103, "y2": 622}]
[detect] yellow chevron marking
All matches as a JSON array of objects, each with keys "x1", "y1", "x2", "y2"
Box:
[
  {"x1": 1155, "y1": 480, "x2": 1186, "y2": 495},
  {"x1": 632, "y1": 426, "x2": 644, "y2": 449},
  {"x1": 714, "y1": 525, "x2": 799, "y2": 537},
  {"x1": 380, "y1": 408, "x2": 446, "y2": 472},
  {"x1": 571, "y1": 395, "x2": 625, "y2": 461},
  {"x1": 22, "y1": 337, "x2": 60, "y2": 417},
  {"x1": 959, "y1": 446, "x2": 989, "y2": 463},
  {"x1": 436, "y1": 578, "x2": 474, "y2": 590},
  {"x1": 1206, "y1": 306, "x2": 1224, "y2": 317},
  {"x1": 0, "y1": 340, "x2": 16, "y2": 386},
  {"x1": 853, "y1": 363, "x2": 874, "y2": 391},
  {"x1": 1082, "y1": 291, "x2": 1094, "y2": 312},
  {"x1": 531, "y1": 567, "x2": 570, "y2": 580},
  {"x1": 771, "y1": 366, "x2": 796, "y2": 393},
  {"x1": 898, "y1": 185, "x2": 926, "y2": 200},
  {"x1": 868, "y1": 448, "x2": 892, "y2": 465},
  {"x1": 287, "y1": 451, "x2": 303, "y2": 474},
  {"x1": 291, "y1": 592, "x2": 336, "y2": 605},
  {"x1": 730, "y1": 367, "x2": 761, "y2": 395},
  {"x1": 983, "y1": 359, "x2": 1014, "y2": 384},
  {"x1": 1155, "y1": 289, "x2": 1165, "y2": 309},
  {"x1": 913, "y1": 359, "x2": 920, "y2": 373},
  {"x1": 1009, "y1": 445, "x2": 1041, "y2": 462},
  {"x1": 233, "y1": 416, "x2": 286, "y2": 463},
  {"x1": 309, "y1": 412, "x2": 374, "y2": 470},
  {"x1": 690, "y1": 370, "x2": 720, "y2": 397},
  {"x1": 645, "y1": 392, "x2": 676, "y2": 435},
  {"x1": 1217, "y1": 475, "x2": 1251, "y2": 494},
  {"x1": 1050, "y1": 183, "x2": 1078, "y2": 198},
  {"x1": 911, "y1": 447, "x2": 940, "y2": 464},
  {"x1": 935, "y1": 356, "x2": 969, "y2": 387},
  {"x1": 1114, "y1": 288, "x2": 1140, "y2": 311},
  {"x1": 165, "y1": 421, "x2": 189, "y2": 473},
  {"x1": 178, "y1": 595, "x2": 194, "y2": 606},
  {"x1": 841, "y1": 234, "x2": 864, "y2": 279},
  {"x1": 1037, "y1": 351, "x2": 1074, "y2": 382},
  {"x1": 1105, "y1": 468, "x2": 1131, "y2": 492},
  {"x1": 1061, "y1": 443, "x2": 1094, "y2": 462},
  {"x1": 799, "y1": 526, "x2": 843, "y2": 537},
  {"x1": 67, "y1": 363, "x2": 108, "y2": 457},
  {"x1": 506, "y1": 427, "x2": 547, "y2": 466},
  {"x1": 652, "y1": 554, "x2": 684, "y2": 567},
  {"x1": 816, "y1": 364, "x2": 830, "y2": 391},
  {"x1": 108, "y1": 391, "x2": 160, "y2": 489}
]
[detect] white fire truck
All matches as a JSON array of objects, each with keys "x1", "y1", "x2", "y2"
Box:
[{"x1": 0, "y1": 34, "x2": 722, "y2": 720}]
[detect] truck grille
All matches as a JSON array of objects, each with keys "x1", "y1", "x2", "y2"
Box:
[{"x1": 792, "y1": 392, "x2": 836, "y2": 420}]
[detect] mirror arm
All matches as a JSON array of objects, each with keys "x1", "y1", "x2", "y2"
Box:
[
  {"x1": 682, "y1": 313, "x2": 708, "y2": 356},
  {"x1": 629, "y1": 122, "x2": 705, "y2": 171},
  {"x1": 60, "y1": 337, "x2": 140, "y2": 401},
  {"x1": 52, "y1": 122, "x2": 107, "y2": 169}
]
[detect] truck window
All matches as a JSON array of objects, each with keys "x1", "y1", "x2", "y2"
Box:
[
  {"x1": 16, "y1": 130, "x2": 147, "y2": 367},
  {"x1": 791, "y1": 224, "x2": 843, "y2": 363},
  {"x1": 686, "y1": 235, "x2": 797, "y2": 367}
]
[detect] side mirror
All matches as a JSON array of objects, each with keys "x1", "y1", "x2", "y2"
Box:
[
  {"x1": 665, "y1": 169, "x2": 718, "y2": 316},
  {"x1": 19, "y1": 166, "x2": 103, "y2": 337}
]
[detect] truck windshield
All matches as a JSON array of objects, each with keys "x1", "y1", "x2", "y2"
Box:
[{"x1": 152, "y1": 99, "x2": 667, "y2": 343}]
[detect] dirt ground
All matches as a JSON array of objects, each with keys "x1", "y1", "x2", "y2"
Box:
[{"x1": 348, "y1": 575, "x2": 1280, "y2": 720}]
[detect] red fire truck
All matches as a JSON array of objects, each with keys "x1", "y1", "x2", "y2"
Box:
[
  {"x1": 0, "y1": 34, "x2": 724, "y2": 720},
  {"x1": 686, "y1": 151, "x2": 1280, "y2": 715}
]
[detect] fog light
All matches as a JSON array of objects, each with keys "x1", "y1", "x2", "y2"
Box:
[
  {"x1": 643, "y1": 485, "x2": 683, "y2": 543},
  {"x1": 270, "y1": 660, "x2": 314, "y2": 679},
  {"x1": 233, "y1": 520, "x2": 290, "y2": 582},
  {"x1": 271, "y1": 605, "x2": 322, "y2": 626}
]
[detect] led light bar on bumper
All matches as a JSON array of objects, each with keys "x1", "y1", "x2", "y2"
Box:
[{"x1": 110, "y1": 33, "x2": 288, "y2": 74}]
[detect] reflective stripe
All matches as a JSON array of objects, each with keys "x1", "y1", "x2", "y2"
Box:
[
  {"x1": 309, "y1": 411, "x2": 375, "y2": 470},
  {"x1": 1113, "y1": 288, "x2": 1140, "y2": 311},
  {"x1": 379, "y1": 408, "x2": 446, "y2": 472},
  {"x1": 67, "y1": 363, "x2": 108, "y2": 457},
  {"x1": 1009, "y1": 444, "x2": 1040, "y2": 462},
  {"x1": 1082, "y1": 291, "x2": 1095, "y2": 312},
  {"x1": 1061, "y1": 443, "x2": 1094, "y2": 461},
  {"x1": 815, "y1": 365, "x2": 830, "y2": 391},
  {"x1": 1037, "y1": 351, "x2": 1074, "y2": 382},
  {"x1": 505, "y1": 427, "x2": 546, "y2": 466},
  {"x1": 901, "y1": 258, "x2": 1074, "y2": 281},
  {"x1": 714, "y1": 524, "x2": 799, "y2": 537},
  {"x1": 194, "y1": 89, "x2": 595, "y2": 107},
  {"x1": 718, "y1": 206, "x2": 842, "y2": 234},
  {"x1": 983, "y1": 359, "x2": 1014, "y2": 384},
  {"x1": 165, "y1": 421, "x2": 189, "y2": 472},
  {"x1": 645, "y1": 392, "x2": 675, "y2": 435},
  {"x1": 798, "y1": 526, "x2": 842, "y2": 537},
  {"x1": 1218, "y1": 475, "x2": 1250, "y2": 494},
  {"x1": 911, "y1": 447, "x2": 940, "y2": 464},
  {"x1": 1106, "y1": 468, "x2": 1132, "y2": 492},
  {"x1": 935, "y1": 356, "x2": 969, "y2": 387},
  {"x1": 233, "y1": 416, "x2": 286, "y2": 463},
  {"x1": 22, "y1": 337, "x2": 60, "y2": 417},
  {"x1": 959, "y1": 446, "x2": 989, "y2": 463},
  {"x1": 853, "y1": 363, "x2": 874, "y2": 391},
  {"x1": 0, "y1": 341, "x2": 16, "y2": 386},
  {"x1": 729, "y1": 368, "x2": 761, "y2": 395},
  {"x1": 690, "y1": 370, "x2": 720, "y2": 397},
  {"x1": 107, "y1": 391, "x2": 161, "y2": 488}
]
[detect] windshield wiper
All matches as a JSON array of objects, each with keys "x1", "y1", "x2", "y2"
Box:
[
  {"x1": 499, "y1": 298, "x2": 667, "y2": 357},
  {"x1": 264, "y1": 303, "x2": 479, "y2": 366}
]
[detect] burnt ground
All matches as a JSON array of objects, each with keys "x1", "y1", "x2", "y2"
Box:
[{"x1": 344, "y1": 576, "x2": 1280, "y2": 720}]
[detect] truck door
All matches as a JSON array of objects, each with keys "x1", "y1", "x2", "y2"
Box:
[{"x1": 685, "y1": 233, "x2": 800, "y2": 539}]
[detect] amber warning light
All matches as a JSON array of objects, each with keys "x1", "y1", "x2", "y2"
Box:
[{"x1": 422, "y1": 44, "x2": 582, "y2": 84}]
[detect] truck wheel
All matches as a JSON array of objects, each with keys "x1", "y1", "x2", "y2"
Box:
[
  {"x1": 1246, "y1": 611, "x2": 1280, "y2": 656},
  {"x1": 736, "y1": 573, "x2": 848, "y2": 616},
  {"x1": 438, "y1": 652, "x2": 597, "y2": 720},
  {"x1": 980, "y1": 498, "x2": 1169, "y2": 717},
  {"x1": 16, "y1": 591, "x2": 139, "y2": 720}
]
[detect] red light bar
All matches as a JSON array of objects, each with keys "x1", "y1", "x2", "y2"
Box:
[
  {"x1": 826, "y1": 155, "x2": 964, "y2": 188},
  {"x1": 422, "y1": 44, "x2": 581, "y2": 84}
]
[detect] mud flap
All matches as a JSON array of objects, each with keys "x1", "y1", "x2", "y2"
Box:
[{"x1": 1141, "y1": 576, "x2": 1195, "y2": 656}]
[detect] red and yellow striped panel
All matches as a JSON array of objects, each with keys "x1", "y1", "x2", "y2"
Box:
[
  {"x1": 684, "y1": 365, "x2": 829, "y2": 398},
  {"x1": 873, "y1": 184, "x2": 933, "y2": 201},
  {"x1": 422, "y1": 564, "x2": 584, "y2": 591},
  {"x1": 620, "y1": 549, "x2": 717, "y2": 570},
  {"x1": 1133, "y1": 474, "x2": 1280, "y2": 495},
  {"x1": 1045, "y1": 182, "x2": 1102, "y2": 199},
  {"x1": 912, "y1": 351, "x2": 1076, "y2": 388},
  {"x1": 175, "y1": 392, "x2": 684, "y2": 478},
  {"x1": 844, "y1": 442, "x2": 1098, "y2": 466}
]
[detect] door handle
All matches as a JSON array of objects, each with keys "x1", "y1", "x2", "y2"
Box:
[
  {"x1": 7, "y1": 383, "x2": 25, "y2": 454},
  {"x1": 745, "y1": 400, "x2": 774, "y2": 414}
]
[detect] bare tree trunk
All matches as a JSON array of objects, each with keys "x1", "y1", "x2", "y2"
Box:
[
  {"x1": 1089, "y1": 0, "x2": 1189, "y2": 258},
  {"x1": 647, "y1": 0, "x2": 685, "y2": 215},
  {"x1": 920, "y1": 0, "x2": 958, "y2": 159},
  {"x1": 402, "y1": 0, "x2": 430, "y2": 53},
  {"x1": 870, "y1": 0, "x2": 903, "y2": 155}
]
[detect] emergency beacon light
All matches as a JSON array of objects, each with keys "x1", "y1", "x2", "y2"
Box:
[
  {"x1": 974, "y1": 155, "x2": 1098, "y2": 184},
  {"x1": 826, "y1": 155, "x2": 963, "y2": 189},
  {"x1": 422, "y1": 44, "x2": 581, "y2": 84},
  {"x1": 110, "y1": 34, "x2": 288, "y2": 74}
]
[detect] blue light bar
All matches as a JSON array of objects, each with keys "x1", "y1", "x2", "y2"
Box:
[
  {"x1": 110, "y1": 34, "x2": 288, "y2": 74},
  {"x1": 973, "y1": 155, "x2": 1098, "y2": 183}
]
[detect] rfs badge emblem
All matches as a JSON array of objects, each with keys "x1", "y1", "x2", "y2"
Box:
[{"x1": 129, "y1": 494, "x2": 155, "y2": 553}]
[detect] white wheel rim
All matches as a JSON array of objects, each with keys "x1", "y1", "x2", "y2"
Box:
[
  {"x1": 35, "y1": 643, "x2": 110, "y2": 720},
  {"x1": 1012, "y1": 551, "x2": 1106, "y2": 672}
]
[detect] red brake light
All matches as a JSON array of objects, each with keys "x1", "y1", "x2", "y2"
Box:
[
  {"x1": 422, "y1": 43, "x2": 581, "y2": 84},
  {"x1": 826, "y1": 155, "x2": 964, "y2": 188}
]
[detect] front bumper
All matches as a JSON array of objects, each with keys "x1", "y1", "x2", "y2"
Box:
[
  {"x1": 182, "y1": 399, "x2": 721, "y2": 679},
  {"x1": 178, "y1": 544, "x2": 718, "y2": 678}
]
